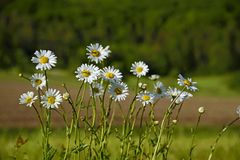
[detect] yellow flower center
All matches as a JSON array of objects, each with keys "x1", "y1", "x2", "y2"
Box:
[
  {"x1": 156, "y1": 88, "x2": 162, "y2": 94},
  {"x1": 48, "y1": 96, "x2": 56, "y2": 104},
  {"x1": 39, "y1": 56, "x2": 49, "y2": 64},
  {"x1": 142, "y1": 95, "x2": 150, "y2": 101},
  {"x1": 81, "y1": 70, "x2": 91, "y2": 77},
  {"x1": 105, "y1": 72, "x2": 114, "y2": 79},
  {"x1": 136, "y1": 67, "x2": 143, "y2": 73},
  {"x1": 91, "y1": 49, "x2": 100, "y2": 57},
  {"x1": 35, "y1": 79, "x2": 42, "y2": 85},
  {"x1": 183, "y1": 79, "x2": 191, "y2": 86},
  {"x1": 25, "y1": 97, "x2": 32, "y2": 104},
  {"x1": 114, "y1": 88, "x2": 122, "y2": 95}
]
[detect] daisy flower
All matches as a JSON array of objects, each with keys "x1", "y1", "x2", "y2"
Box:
[
  {"x1": 31, "y1": 50, "x2": 57, "y2": 70},
  {"x1": 109, "y1": 81, "x2": 129, "y2": 101},
  {"x1": 90, "y1": 82, "x2": 104, "y2": 97},
  {"x1": 30, "y1": 73, "x2": 46, "y2": 90},
  {"x1": 75, "y1": 64, "x2": 100, "y2": 84},
  {"x1": 86, "y1": 43, "x2": 111, "y2": 63},
  {"x1": 136, "y1": 91, "x2": 155, "y2": 106},
  {"x1": 41, "y1": 88, "x2": 62, "y2": 109},
  {"x1": 166, "y1": 87, "x2": 192, "y2": 104},
  {"x1": 130, "y1": 61, "x2": 149, "y2": 78},
  {"x1": 101, "y1": 66, "x2": 122, "y2": 82},
  {"x1": 154, "y1": 81, "x2": 166, "y2": 98},
  {"x1": 177, "y1": 74, "x2": 198, "y2": 92},
  {"x1": 19, "y1": 91, "x2": 38, "y2": 107}
]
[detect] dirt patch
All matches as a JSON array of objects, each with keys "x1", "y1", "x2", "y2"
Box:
[{"x1": 0, "y1": 82, "x2": 239, "y2": 128}]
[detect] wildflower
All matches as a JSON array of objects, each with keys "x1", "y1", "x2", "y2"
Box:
[
  {"x1": 153, "y1": 81, "x2": 166, "y2": 98},
  {"x1": 101, "y1": 66, "x2": 122, "y2": 82},
  {"x1": 31, "y1": 73, "x2": 46, "y2": 90},
  {"x1": 136, "y1": 91, "x2": 155, "y2": 106},
  {"x1": 90, "y1": 82, "x2": 104, "y2": 97},
  {"x1": 198, "y1": 106, "x2": 205, "y2": 114},
  {"x1": 63, "y1": 92, "x2": 70, "y2": 100},
  {"x1": 172, "y1": 119, "x2": 177, "y2": 124},
  {"x1": 41, "y1": 88, "x2": 63, "y2": 109},
  {"x1": 31, "y1": 50, "x2": 57, "y2": 70},
  {"x1": 166, "y1": 87, "x2": 192, "y2": 104},
  {"x1": 19, "y1": 91, "x2": 38, "y2": 107},
  {"x1": 75, "y1": 64, "x2": 100, "y2": 84},
  {"x1": 86, "y1": 43, "x2": 111, "y2": 63},
  {"x1": 109, "y1": 81, "x2": 129, "y2": 101},
  {"x1": 130, "y1": 61, "x2": 149, "y2": 78},
  {"x1": 236, "y1": 106, "x2": 240, "y2": 117},
  {"x1": 177, "y1": 74, "x2": 198, "y2": 92},
  {"x1": 149, "y1": 74, "x2": 160, "y2": 81}
]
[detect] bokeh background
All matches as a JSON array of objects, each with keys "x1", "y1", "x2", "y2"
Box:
[{"x1": 0, "y1": 0, "x2": 240, "y2": 159}]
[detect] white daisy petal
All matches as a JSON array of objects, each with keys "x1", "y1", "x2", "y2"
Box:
[
  {"x1": 177, "y1": 74, "x2": 198, "y2": 92},
  {"x1": 136, "y1": 91, "x2": 155, "y2": 106},
  {"x1": 109, "y1": 81, "x2": 129, "y2": 102},
  {"x1": 31, "y1": 50, "x2": 57, "y2": 70},
  {"x1": 90, "y1": 82, "x2": 104, "y2": 97},
  {"x1": 166, "y1": 87, "x2": 192, "y2": 104},
  {"x1": 130, "y1": 61, "x2": 149, "y2": 78},
  {"x1": 41, "y1": 89, "x2": 63, "y2": 109},
  {"x1": 154, "y1": 81, "x2": 166, "y2": 98},
  {"x1": 86, "y1": 43, "x2": 111, "y2": 63},
  {"x1": 31, "y1": 73, "x2": 46, "y2": 90},
  {"x1": 101, "y1": 66, "x2": 122, "y2": 82},
  {"x1": 75, "y1": 64, "x2": 100, "y2": 84},
  {"x1": 19, "y1": 91, "x2": 38, "y2": 107}
]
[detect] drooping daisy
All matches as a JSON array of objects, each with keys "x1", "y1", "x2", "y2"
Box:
[
  {"x1": 109, "y1": 81, "x2": 129, "y2": 101},
  {"x1": 166, "y1": 87, "x2": 192, "y2": 104},
  {"x1": 149, "y1": 74, "x2": 160, "y2": 81},
  {"x1": 75, "y1": 64, "x2": 100, "y2": 84},
  {"x1": 31, "y1": 50, "x2": 57, "y2": 70},
  {"x1": 86, "y1": 43, "x2": 111, "y2": 63},
  {"x1": 30, "y1": 73, "x2": 46, "y2": 90},
  {"x1": 41, "y1": 88, "x2": 63, "y2": 109},
  {"x1": 90, "y1": 82, "x2": 104, "y2": 97},
  {"x1": 136, "y1": 91, "x2": 155, "y2": 106},
  {"x1": 101, "y1": 66, "x2": 122, "y2": 82},
  {"x1": 19, "y1": 91, "x2": 38, "y2": 107},
  {"x1": 154, "y1": 81, "x2": 166, "y2": 98},
  {"x1": 130, "y1": 61, "x2": 149, "y2": 78},
  {"x1": 177, "y1": 74, "x2": 198, "y2": 92}
]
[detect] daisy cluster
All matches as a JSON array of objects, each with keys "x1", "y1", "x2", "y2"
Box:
[{"x1": 19, "y1": 50, "x2": 63, "y2": 109}]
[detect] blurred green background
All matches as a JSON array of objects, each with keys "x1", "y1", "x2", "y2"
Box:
[{"x1": 1, "y1": 0, "x2": 240, "y2": 76}]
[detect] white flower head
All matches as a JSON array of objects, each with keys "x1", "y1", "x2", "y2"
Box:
[
  {"x1": 109, "y1": 81, "x2": 129, "y2": 102},
  {"x1": 31, "y1": 50, "x2": 57, "y2": 70},
  {"x1": 149, "y1": 74, "x2": 160, "y2": 81},
  {"x1": 41, "y1": 88, "x2": 63, "y2": 109},
  {"x1": 130, "y1": 61, "x2": 149, "y2": 78},
  {"x1": 86, "y1": 43, "x2": 111, "y2": 63},
  {"x1": 136, "y1": 91, "x2": 155, "y2": 106},
  {"x1": 177, "y1": 74, "x2": 198, "y2": 92},
  {"x1": 198, "y1": 106, "x2": 205, "y2": 114},
  {"x1": 154, "y1": 81, "x2": 166, "y2": 98},
  {"x1": 91, "y1": 82, "x2": 104, "y2": 97},
  {"x1": 31, "y1": 73, "x2": 46, "y2": 90},
  {"x1": 167, "y1": 87, "x2": 192, "y2": 104},
  {"x1": 138, "y1": 82, "x2": 147, "y2": 90},
  {"x1": 101, "y1": 66, "x2": 122, "y2": 82},
  {"x1": 19, "y1": 91, "x2": 38, "y2": 107},
  {"x1": 75, "y1": 64, "x2": 100, "y2": 84},
  {"x1": 63, "y1": 92, "x2": 70, "y2": 100},
  {"x1": 236, "y1": 106, "x2": 240, "y2": 117}
]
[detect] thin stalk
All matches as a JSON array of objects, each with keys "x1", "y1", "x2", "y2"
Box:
[{"x1": 208, "y1": 117, "x2": 239, "y2": 160}]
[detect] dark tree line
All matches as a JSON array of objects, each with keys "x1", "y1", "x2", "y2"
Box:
[{"x1": 0, "y1": 0, "x2": 240, "y2": 75}]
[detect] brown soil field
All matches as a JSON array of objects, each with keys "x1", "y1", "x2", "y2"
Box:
[{"x1": 0, "y1": 81, "x2": 240, "y2": 128}]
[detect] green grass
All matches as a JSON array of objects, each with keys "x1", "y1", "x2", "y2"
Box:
[{"x1": 0, "y1": 127, "x2": 239, "y2": 160}]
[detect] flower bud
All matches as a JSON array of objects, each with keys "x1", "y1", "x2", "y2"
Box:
[
  {"x1": 172, "y1": 119, "x2": 177, "y2": 124},
  {"x1": 18, "y1": 73, "x2": 23, "y2": 77},
  {"x1": 198, "y1": 106, "x2": 205, "y2": 114},
  {"x1": 63, "y1": 92, "x2": 70, "y2": 100},
  {"x1": 154, "y1": 120, "x2": 159, "y2": 125},
  {"x1": 236, "y1": 105, "x2": 240, "y2": 117}
]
